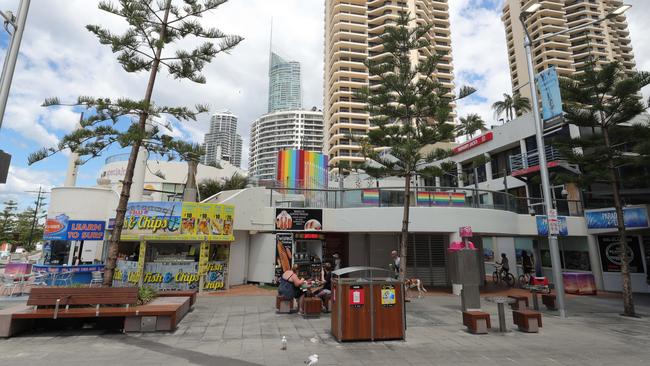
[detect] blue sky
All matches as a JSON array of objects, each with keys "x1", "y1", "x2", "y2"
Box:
[{"x1": 0, "y1": 0, "x2": 648, "y2": 209}]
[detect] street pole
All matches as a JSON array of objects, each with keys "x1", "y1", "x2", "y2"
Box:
[
  {"x1": 521, "y1": 18, "x2": 567, "y2": 319},
  {"x1": 0, "y1": 0, "x2": 30, "y2": 132},
  {"x1": 26, "y1": 185, "x2": 42, "y2": 249}
]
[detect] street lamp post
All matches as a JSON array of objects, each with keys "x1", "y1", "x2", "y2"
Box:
[{"x1": 519, "y1": 2, "x2": 632, "y2": 319}]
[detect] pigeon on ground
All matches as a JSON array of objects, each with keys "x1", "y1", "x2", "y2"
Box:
[
  {"x1": 305, "y1": 354, "x2": 318, "y2": 365},
  {"x1": 281, "y1": 336, "x2": 287, "y2": 350}
]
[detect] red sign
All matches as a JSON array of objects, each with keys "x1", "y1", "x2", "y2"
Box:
[
  {"x1": 511, "y1": 161, "x2": 559, "y2": 177},
  {"x1": 349, "y1": 286, "x2": 365, "y2": 306},
  {"x1": 452, "y1": 132, "x2": 493, "y2": 154},
  {"x1": 44, "y1": 218, "x2": 65, "y2": 235}
]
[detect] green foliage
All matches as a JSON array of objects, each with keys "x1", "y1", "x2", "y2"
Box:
[
  {"x1": 137, "y1": 286, "x2": 158, "y2": 305},
  {"x1": 557, "y1": 62, "x2": 650, "y2": 189},
  {"x1": 0, "y1": 200, "x2": 18, "y2": 243},
  {"x1": 492, "y1": 92, "x2": 531, "y2": 121},
  {"x1": 456, "y1": 114, "x2": 486, "y2": 139},
  {"x1": 198, "y1": 173, "x2": 249, "y2": 200},
  {"x1": 12, "y1": 201, "x2": 47, "y2": 252}
]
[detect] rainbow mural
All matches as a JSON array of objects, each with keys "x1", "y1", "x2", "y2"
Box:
[
  {"x1": 362, "y1": 189, "x2": 380, "y2": 205},
  {"x1": 276, "y1": 149, "x2": 329, "y2": 190},
  {"x1": 416, "y1": 191, "x2": 466, "y2": 207}
]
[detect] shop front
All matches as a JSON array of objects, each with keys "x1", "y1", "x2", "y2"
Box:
[{"x1": 112, "y1": 201, "x2": 235, "y2": 292}]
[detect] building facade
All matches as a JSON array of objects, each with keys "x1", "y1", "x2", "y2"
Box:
[
  {"x1": 201, "y1": 111, "x2": 243, "y2": 168},
  {"x1": 324, "y1": 0, "x2": 456, "y2": 168},
  {"x1": 249, "y1": 110, "x2": 324, "y2": 181},
  {"x1": 268, "y1": 52, "x2": 302, "y2": 113},
  {"x1": 502, "y1": 0, "x2": 636, "y2": 101}
]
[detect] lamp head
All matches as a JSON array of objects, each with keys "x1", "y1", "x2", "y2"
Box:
[
  {"x1": 522, "y1": 3, "x2": 542, "y2": 15},
  {"x1": 608, "y1": 4, "x2": 631, "y2": 18}
]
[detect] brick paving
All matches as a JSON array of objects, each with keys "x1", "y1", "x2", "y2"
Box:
[{"x1": 1, "y1": 289, "x2": 649, "y2": 366}]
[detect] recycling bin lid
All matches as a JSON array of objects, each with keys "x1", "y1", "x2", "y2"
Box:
[{"x1": 332, "y1": 266, "x2": 394, "y2": 278}]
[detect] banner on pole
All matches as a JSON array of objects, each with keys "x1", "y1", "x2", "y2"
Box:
[{"x1": 535, "y1": 66, "x2": 563, "y2": 121}]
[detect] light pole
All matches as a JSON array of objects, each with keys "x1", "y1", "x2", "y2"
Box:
[
  {"x1": 0, "y1": 0, "x2": 31, "y2": 132},
  {"x1": 519, "y1": 2, "x2": 632, "y2": 319}
]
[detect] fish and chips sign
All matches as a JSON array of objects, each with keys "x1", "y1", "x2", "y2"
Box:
[{"x1": 121, "y1": 201, "x2": 235, "y2": 241}]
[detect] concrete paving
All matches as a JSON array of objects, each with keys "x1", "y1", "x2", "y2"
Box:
[{"x1": 1, "y1": 292, "x2": 649, "y2": 366}]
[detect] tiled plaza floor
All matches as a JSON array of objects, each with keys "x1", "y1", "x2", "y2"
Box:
[{"x1": 1, "y1": 289, "x2": 649, "y2": 366}]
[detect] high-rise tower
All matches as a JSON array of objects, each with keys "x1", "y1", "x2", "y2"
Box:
[
  {"x1": 502, "y1": 0, "x2": 636, "y2": 101},
  {"x1": 324, "y1": 0, "x2": 456, "y2": 169},
  {"x1": 268, "y1": 52, "x2": 302, "y2": 113},
  {"x1": 201, "y1": 111, "x2": 243, "y2": 168}
]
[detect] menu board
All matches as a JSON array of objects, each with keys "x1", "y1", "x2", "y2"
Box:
[
  {"x1": 598, "y1": 235, "x2": 644, "y2": 273},
  {"x1": 275, "y1": 209, "x2": 322, "y2": 231}
]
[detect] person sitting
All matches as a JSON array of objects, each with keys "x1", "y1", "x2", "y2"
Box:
[
  {"x1": 278, "y1": 264, "x2": 306, "y2": 313},
  {"x1": 316, "y1": 263, "x2": 333, "y2": 312}
]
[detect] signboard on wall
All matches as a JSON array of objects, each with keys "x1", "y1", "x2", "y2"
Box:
[
  {"x1": 43, "y1": 215, "x2": 106, "y2": 241},
  {"x1": 598, "y1": 235, "x2": 644, "y2": 273},
  {"x1": 275, "y1": 209, "x2": 322, "y2": 231},
  {"x1": 113, "y1": 260, "x2": 228, "y2": 290},
  {"x1": 43, "y1": 214, "x2": 70, "y2": 240},
  {"x1": 585, "y1": 206, "x2": 649, "y2": 231},
  {"x1": 536, "y1": 215, "x2": 568, "y2": 236},
  {"x1": 452, "y1": 132, "x2": 493, "y2": 155},
  {"x1": 121, "y1": 201, "x2": 235, "y2": 241}
]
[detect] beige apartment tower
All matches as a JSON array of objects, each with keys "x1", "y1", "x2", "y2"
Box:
[
  {"x1": 324, "y1": 0, "x2": 455, "y2": 168},
  {"x1": 502, "y1": 0, "x2": 636, "y2": 101}
]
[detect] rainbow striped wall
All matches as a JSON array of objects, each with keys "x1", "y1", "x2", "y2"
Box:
[{"x1": 276, "y1": 149, "x2": 329, "y2": 190}]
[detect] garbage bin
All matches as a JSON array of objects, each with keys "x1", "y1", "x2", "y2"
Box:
[{"x1": 330, "y1": 266, "x2": 405, "y2": 342}]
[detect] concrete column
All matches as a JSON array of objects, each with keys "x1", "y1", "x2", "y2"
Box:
[
  {"x1": 587, "y1": 235, "x2": 605, "y2": 290},
  {"x1": 64, "y1": 152, "x2": 79, "y2": 187},
  {"x1": 484, "y1": 157, "x2": 493, "y2": 190},
  {"x1": 434, "y1": 176, "x2": 441, "y2": 188},
  {"x1": 456, "y1": 162, "x2": 464, "y2": 187}
]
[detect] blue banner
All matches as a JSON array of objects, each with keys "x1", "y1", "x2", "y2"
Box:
[
  {"x1": 536, "y1": 215, "x2": 568, "y2": 236},
  {"x1": 67, "y1": 220, "x2": 105, "y2": 241},
  {"x1": 585, "y1": 207, "x2": 649, "y2": 230},
  {"x1": 535, "y1": 67, "x2": 563, "y2": 121}
]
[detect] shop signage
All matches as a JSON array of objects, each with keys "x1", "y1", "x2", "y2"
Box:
[
  {"x1": 452, "y1": 132, "x2": 493, "y2": 154},
  {"x1": 598, "y1": 236, "x2": 644, "y2": 273},
  {"x1": 121, "y1": 201, "x2": 235, "y2": 241},
  {"x1": 275, "y1": 209, "x2": 323, "y2": 231},
  {"x1": 535, "y1": 66, "x2": 564, "y2": 121},
  {"x1": 66, "y1": 220, "x2": 105, "y2": 240},
  {"x1": 585, "y1": 206, "x2": 649, "y2": 231},
  {"x1": 43, "y1": 214, "x2": 69, "y2": 240},
  {"x1": 113, "y1": 260, "x2": 227, "y2": 290},
  {"x1": 349, "y1": 285, "x2": 364, "y2": 307},
  {"x1": 536, "y1": 215, "x2": 568, "y2": 236},
  {"x1": 381, "y1": 285, "x2": 396, "y2": 306},
  {"x1": 275, "y1": 233, "x2": 294, "y2": 281}
]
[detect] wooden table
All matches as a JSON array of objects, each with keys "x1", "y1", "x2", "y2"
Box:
[{"x1": 485, "y1": 296, "x2": 516, "y2": 332}]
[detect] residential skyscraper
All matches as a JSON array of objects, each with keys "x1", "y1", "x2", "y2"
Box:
[
  {"x1": 268, "y1": 52, "x2": 302, "y2": 112},
  {"x1": 201, "y1": 111, "x2": 243, "y2": 168},
  {"x1": 249, "y1": 109, "x2": 324, "y2": 181},
  {"x1": 502, "y1": 0, "x2": 636, "y2": 101},
  {"x1": 324, "y1": 0, "x2": 456, "y2": 169}
]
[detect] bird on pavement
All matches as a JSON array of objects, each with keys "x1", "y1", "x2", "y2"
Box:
[
  {"x1": 305, "y1": 354, "x2": 318, "y2": 365},
  {"x1": 281, "y1": 336, "x2": 287, "y2": 350}
]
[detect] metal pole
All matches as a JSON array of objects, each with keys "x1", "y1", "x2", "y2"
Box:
[
  {"x1": 0, "y1": 0, "x2": 30, "y2": 132},
  {"x1": 26, "y1": 185, "x2": 42, "y2": 249},
  {"x1": 522, "y1": 23, "x2": 567, "y2": 319}
]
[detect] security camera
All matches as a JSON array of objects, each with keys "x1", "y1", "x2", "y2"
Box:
[{"x1": 529, "y1": 207, "x2": 536, "y2": 216}]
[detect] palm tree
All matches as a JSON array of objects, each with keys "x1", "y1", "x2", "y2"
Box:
[
  {"x1": 492, "y1": 93, "x2": 532, "y2": 121},
  {"x1": 457, "y1": 114, "x2": 486, "y2": 139}
]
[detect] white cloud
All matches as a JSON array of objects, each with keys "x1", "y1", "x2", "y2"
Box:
[{"x1": 0, "y1": 166, "x2": 58, "y2": 207}]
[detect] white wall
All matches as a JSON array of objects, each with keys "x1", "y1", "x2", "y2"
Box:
[
  {"x1": 228, "y1": 231, "x2": 248, "y2": 286},
  {"x1": 247, "y1": 233, "x2": 276, "y2": 284}
]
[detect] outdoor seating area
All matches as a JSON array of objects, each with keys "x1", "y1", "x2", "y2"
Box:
[{"x1": 0, "y1": 287, "x2": 197, "y2": 337}]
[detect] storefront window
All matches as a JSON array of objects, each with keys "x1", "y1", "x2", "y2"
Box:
[
  {"x1": 482, "y1": 237, "x2": 494, "y2": 263},
  {"x1": 514, "y1": 238, "x2": 534, "y2": 266},
  {"x1": 539, "y1": 237, "x2": 590, "y2": 271}
]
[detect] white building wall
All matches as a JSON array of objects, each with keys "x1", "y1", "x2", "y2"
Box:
[
  {"x1": 247, "y1": 233, "x2": 276, "y2": 284},
  {"x1": 228, "y1": 230, "x2": 249, "y2": 286}
]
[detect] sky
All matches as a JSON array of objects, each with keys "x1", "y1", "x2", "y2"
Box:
[{"x1": 0, "y1": 0, "x2": 648, "y2": 209}]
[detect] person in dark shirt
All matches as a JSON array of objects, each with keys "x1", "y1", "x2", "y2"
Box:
[
  {"x1": 316, "y1": 263, "x2": 332, "y2": 312},
  {"x1": 496, "y1": 253, "x2": 510, "y2": 275}
]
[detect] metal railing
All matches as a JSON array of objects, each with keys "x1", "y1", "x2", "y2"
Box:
[
  {"x1": 509, "y1": 145, "x2": 564, "y2": 172},
  {"x1": 268, "y1": 186, "x2": 584, "y2": 216}
]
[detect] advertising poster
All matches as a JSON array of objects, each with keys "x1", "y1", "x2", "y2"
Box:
[
  {"x1": 536, "y1": 216, "x2": 568, "y2": 236},
  {"x1": 349, "y1": 285, "x2": 364, "y2": 307},
  {"x1": 598, "y1": 235, "x2": 644, "y2": 273},
  {"x1": 381, "y1": 285, "x2": 396, "y2": 306},
  {"x1": 535, "y1": 66, "x2": 563, "y2": 121},
  {"x1": 43, "y1": 214, "x2": 70, "y2": 240},
  {"x1": 275, "y1": 233, "x2": 294, "y2": 283},
  {"x1": 113, "y1": 259, "x2": 227, "y2": 291},
  {"x1": 275, "y1": 208, "x2": 323, "y2": 231},
  {"x1": 585, "y1": 206, "x2": 649, "y2": 230},
  {"x1": 122, "y1": 201, "x2": 235, "y2": 241},
  {"x1": 66, "y1": 221, "x2": 105, "y2": 241}
]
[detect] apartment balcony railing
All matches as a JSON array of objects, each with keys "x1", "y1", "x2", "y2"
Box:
[
  {"x1": 268, "y1": 186, "x2": 584, "y2": 217},
  {"x1": 509, "y1": 145, "x2": 564, "y2": 173}
]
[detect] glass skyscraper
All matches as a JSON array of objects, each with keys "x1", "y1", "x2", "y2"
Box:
[{"x1": 268, "y1": 52, "x2": 301, "y2": 113}]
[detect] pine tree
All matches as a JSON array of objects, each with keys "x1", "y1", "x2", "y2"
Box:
[
  {"x1": 27, "y1": 0, "x2": 242, "y2": 285},
  {"x1": 356, "y1": 12, "x2": 475, "y2": 280},
  {"x1": 559, "y1": 61, "x2": 650, "y2": 317},
  {"x1": 0, "y1": 200, "x2": 18, "y2": 243}
]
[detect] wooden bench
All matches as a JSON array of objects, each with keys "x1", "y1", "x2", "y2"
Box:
[
  {"x1": 462, "y1": 311, "x2": 491, "y2": 334},
  {"x1": 302, "y1": 297, "x2": 321, "y2": 319},
  {"x1": 276, "y1": 295, "x2": 294, "y2": 314},
  {"x1": 157, "y1": 290, "x2": 198, "y2": 307},
  {"x1": 513, "y1": 309, "x2": 542, "y2": 333},
  {"x1": 1, "y1": 287, "x2": 191, "y2": 337},
  {"x1": 541, "y1": 294, "x2": 556, "y2": 310},
  {"x1": 508, "y1": 295, "x2": 529, "y2": 310}
]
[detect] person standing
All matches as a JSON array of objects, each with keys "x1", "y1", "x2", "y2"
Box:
[
  {"x1": 332, "y1": 253, "x2": 341, "y2": 271},
  {"x1": 390, "y1": 250, "x2": 401, "y2": 279}
]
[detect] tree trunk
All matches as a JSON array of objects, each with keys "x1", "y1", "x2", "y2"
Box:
[
  {"x1": 399, "y1": 172, "x2": 411, "y2": 281},
  {"x1": 602, "y1": 127, "x2": 635, "y2": 316},
  {"x1": 103, "y1": 2, "x2": 172, "y2": 286}
]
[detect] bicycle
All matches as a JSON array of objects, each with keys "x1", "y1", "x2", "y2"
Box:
[
  {"x1": 518, "y1": 272, "x2": 532, "y2": 288},
  {"x1": 492, "y1": 264, "x2": 515, "y2": 287}
]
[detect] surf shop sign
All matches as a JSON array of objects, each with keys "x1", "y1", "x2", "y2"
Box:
[{"x1": 121, "y1": 201, "x2": 235, "y2": 241}]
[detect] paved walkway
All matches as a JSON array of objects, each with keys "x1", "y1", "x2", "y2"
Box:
[{"x1": 1, "y1": 291, "x2": 649, "y2": 366}]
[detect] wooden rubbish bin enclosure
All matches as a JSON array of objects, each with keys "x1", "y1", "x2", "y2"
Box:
[{"x1": 330, "y1": 267, "x2": 405, "y2": 342}]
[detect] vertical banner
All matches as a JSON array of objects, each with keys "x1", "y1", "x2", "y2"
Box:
[
  {"x1": 275, "y1": 233, "x2": 294, "y2": 283},
  {"x1": 535, "y1": 66, "x2": 563, "y2": 121}
]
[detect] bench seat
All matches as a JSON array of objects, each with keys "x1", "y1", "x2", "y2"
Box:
[
  {"x1": 462, "y1": 311, "x2": 491, "y2": 334},
  {"x1": 157, "y1": 290, "x2": 198, "y2": 307},
  {"x1": 541, "y1": 294, "x2": 557, "y2": 310},
  {"x1": 513, "y1": 309, "x2": 542, "y2": 333},
  {"x1": 508, "y1": 295, "x2": 529, "y2": 310}
]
